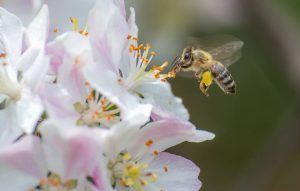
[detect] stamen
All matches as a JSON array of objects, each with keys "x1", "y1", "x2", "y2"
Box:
[
  {"x1": 150, "y1": 52, "x2": 156, "y2": 57},
  {"x1": 163, "y1": 166, "x2": 168, "y2": 172},
  {"x1": 145, "y1": 139, "x2": 154, "y2": 147},
  {"x1": 74, "y1": 89, "x2": 120, "y2": 127},
  {"x1": 79, "y1": 26, "x2": 89, "y2": 36},
  {"x1": 70, "y1": 17, "x2": 78, "y2": 32},
  {"x1": 53, "y1": 28, "x2": 59, "y2": 33},
  {"x1": 152, "y1": 150, "x2": 159, "y2": 156},
  {"x1": 0, "y1": 53, "x2": 7, "y2": 58},
  {"x1": 33, "y1": 172, "x2": 78, "y2": 191}
]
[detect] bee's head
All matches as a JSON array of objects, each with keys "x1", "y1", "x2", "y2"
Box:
[
  {"x1": 171, "y1": 47, "x2": 193, "y2": 73},
  {"x1": 180, "y1": 47, "x2": 193, "y2": 68}
]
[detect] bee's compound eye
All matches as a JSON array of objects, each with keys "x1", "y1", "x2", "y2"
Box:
[{"x1": 184, "y1": 52, "x2": 191, "y2": 60}]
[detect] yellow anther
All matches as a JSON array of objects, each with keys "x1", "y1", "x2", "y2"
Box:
[
  {"x1": 138, "y1": 44, "x2": 144, "y2": 50},
  {"x1": 127, "y1": 35, "x2": 132, "y2": 40},
  {"x1": 141, "y1": 179, "x2": 149, "y2": 186},
  {"x1": 125, "y1": 164, "x2": 141, "y2": 178},
  {"x1": 0, "y1": 53, "x2": 7, "y2": 59},
  {"x1": 122, "y1": 153, "x2": 132, "y2": 161},
  {"x1": 84, "y1": 81, "x2": 90, "y2": 86},
  {"x1": 145, "y1": 139, "x2": 153, "y2": 147},
  {"x1": 168, "y1": 71, "x2": 176, "y2": 78},
  {"x1": 151, "y1": 174, "x2": 158, "y2": 182},
  {"x1": 163, "y1": 165, "x2": 169, "y2": 172},
  {"x1": 150, "y1": 52, "x2": 156, "y2": 56},
  {"x1": 70, "y1": 17, "x2": 78, "y2": 32},
  {"x1": 79, "y1": 26, "x2": 89, "y2": 36},
  {"x1": 153, "y1": 62, "x2": 168, "y2": 72},
  {"x1": 53, "y1": 28, "x2": 59, "y2": 33},
  {"x1": 153, "y1": 150, "x2": 159, "y2": 156},
  {"x1": 154, "y1": 73, "x2": 160, "y2": 79},
  {"x1": 124, "y1": 179, "x2": 134, "y2": 186},
  {"x1": 142, "y1": 58, "x2": 149, "y2": 64},
  {"x1": 133, "y1": 37, "x2": 139, "y2": 41},
  {"x1": 141, "y1": 163, "x2": 149, "y2": 169}
]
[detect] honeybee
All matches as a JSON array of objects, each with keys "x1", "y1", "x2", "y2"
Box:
[{"x1": 173, "y1": 35, "x2": 244, "y2": 96}]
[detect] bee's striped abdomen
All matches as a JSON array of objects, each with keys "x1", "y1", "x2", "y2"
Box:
[{"x1": 210, "y1": 62, "x2": 236, "y2": 94}]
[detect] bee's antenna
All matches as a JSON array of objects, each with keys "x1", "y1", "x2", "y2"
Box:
[{"x1": 171, "y1": 56, "x2": 181, "y2": 68}]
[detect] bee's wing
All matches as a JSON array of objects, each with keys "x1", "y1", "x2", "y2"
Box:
[{"x1": 188, "y1": 35, "x2": 244, "y2": 67}]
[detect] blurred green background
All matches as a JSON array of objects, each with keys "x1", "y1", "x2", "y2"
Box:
[{"x1": 128, "y1": 0, "x2": 300, "y2": 191}]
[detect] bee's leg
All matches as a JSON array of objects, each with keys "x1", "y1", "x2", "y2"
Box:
[
  {"x1": 195, "y1": 69, "x2": 202, "y2": 78},
  {"x1": 173, "y1": 64, "x2": 181, "y2": 73},
  {"x1": 198, "y1": 70, "x2": 214, "y2": 96}
]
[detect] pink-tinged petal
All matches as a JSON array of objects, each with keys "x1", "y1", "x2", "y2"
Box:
[
  {"x1": 147, "y1": 152, "x2": 201, "y2": 191},
  {"x1": 47, "y1": 32, "x2": 92, "y2": 99},
  {"x1": 0, "y1": 135, "x2": 46, "y2": 179},
  {"x1": 40, "y1": 121, "x2": 104, "y2": 180},
  {"x1": 3, "y1": 0, "x2": 42, "y2": 25},
  {"x1": 39, "y1": 84, "x2": 80, "y2": 128},
  {"x1": 0, "y1": 7, "x2": 23, "y2": 64},
  {"x1": 87, "y1": 0, "x2": 129, "y2": 73},
  {"x1": 90, "y1": 162, "x2": 113, "y2": 191},
  {"x1": 25, "y1": 5, "x2": 49, "y2": 48},
  {"x1": 84, "y1": 62, "x2": 152, "y2": 121},
  {"x1": 137, "y1": 82, "x2": 190, "y2": 121},
  {"x1": 125, "y1": 118, "x2": 214, "y2": 157}
]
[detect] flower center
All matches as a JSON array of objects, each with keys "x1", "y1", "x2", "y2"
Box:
[
  {"x1": 29, "y1": 172, "x2": 77, "y2": 191},
  {"x1": 74, "y1": 82, "x2": 120, "y2": 127},
  {"x1": 109, "y1": 152, "x2": 158, "y2": 191},
  {"x1": 119, "y1": 36, "x2": 176, "y2": 92},
  {"x1": 0, "y1": 55, "x2": 22, "y2": 103}
]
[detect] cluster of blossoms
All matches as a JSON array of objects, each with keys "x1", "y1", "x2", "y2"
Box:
[{"x1": 0, "y1": 0, "x2": 215, "y2": 190}]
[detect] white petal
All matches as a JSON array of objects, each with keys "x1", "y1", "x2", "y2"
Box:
[
  {"x1": 25, "y1": 4, "x2": 49, "y2": 48},
  {"x1": 0, "y1": 7, "x2": 23, "y2": 65},
  {"x1": 137, "y1": 82, "x2": 190, "y2": 120},
  {"x1": 0, "y1": 104, "x2": 23, "y2": 145},
  {"x1": 3, "y1": 0, "x2": 42, "y2": 25},
  {"x1": 0, "y1": 165, "x2": 38, "y2": 191},
  {"x1": 147, "y1": 152, "x2": 201, "y2": 191},
  {"x1": 23, "y1": 49, "x2": 50, "y2": 90},
  {"x1": 16, "y1": 88, "x2": 44, "y2": 134}
]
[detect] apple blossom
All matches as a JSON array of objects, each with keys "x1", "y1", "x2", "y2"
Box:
[
  {"x1": 44, "y1": 31, "x2": 151, "y2": 129},
  {"x1": 0, "y1": 121, "x2": 105, "y2": 191},
  {"x1": 0, "y1": 5, "x2": 49, "y2": 145},
  {"x1": 84, "y1": 0, "x2": 189, "y2": 121},
  {"x1": 92, "y1": 114, "x2": 215, "y2": 191}
]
